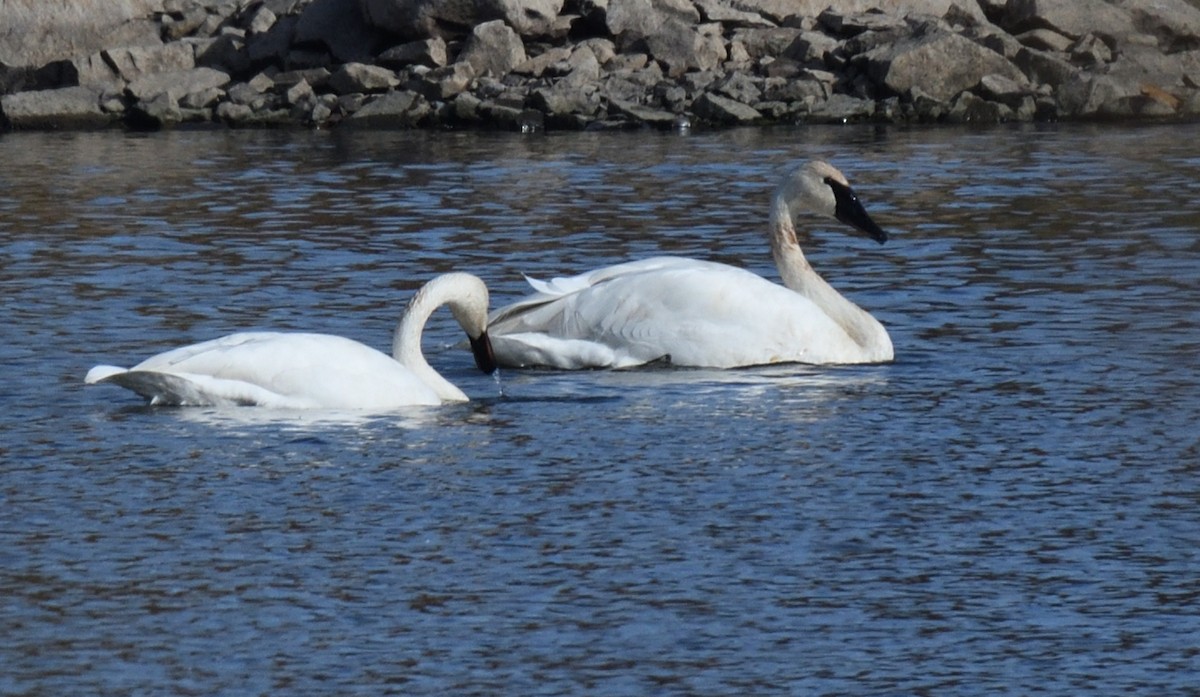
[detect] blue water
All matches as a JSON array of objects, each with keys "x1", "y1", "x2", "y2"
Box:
[{"x1": 1, "y1": 123, "x2": 1198, "y2": 695}]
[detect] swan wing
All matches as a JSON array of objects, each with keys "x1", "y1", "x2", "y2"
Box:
[{"x1": 490, "y1": 260, "x2": 861, "y2": 369}]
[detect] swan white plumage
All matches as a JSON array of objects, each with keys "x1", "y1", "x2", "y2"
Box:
[
  {"x1": 487, "y1": 160, "x2": 894, "y2": 369},
  {"x1": 85, "y1": 272, "x2": 497, "y2": 409}
]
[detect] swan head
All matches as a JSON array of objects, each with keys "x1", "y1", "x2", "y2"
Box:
[
  {"x1": 443, "y1": 274, "x2": 498, "y2": 375},
  {"x1": 776, "y1": 161, "x2": 887, "y2": 244}
]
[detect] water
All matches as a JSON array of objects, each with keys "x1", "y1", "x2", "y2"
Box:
[{"x1": 2, "y1": 123, "x2": 1198, "y2": 695}]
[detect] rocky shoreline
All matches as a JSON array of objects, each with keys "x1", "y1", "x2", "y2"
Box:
[{"x1": 1, "y1": 0, "x2": 1199, "y2": 132}]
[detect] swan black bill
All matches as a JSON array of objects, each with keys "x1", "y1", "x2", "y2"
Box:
[
  {"x1": 471, "y1": 332, "x2": 498, "y2": 374},
  {"x1": 826, "y1": 177, "x2": 887, "y2": 244}
]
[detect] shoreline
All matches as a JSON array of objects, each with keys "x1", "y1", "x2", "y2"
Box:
[{"x1": 2, "y1": 0, "x2": 1199, "y2": 132}]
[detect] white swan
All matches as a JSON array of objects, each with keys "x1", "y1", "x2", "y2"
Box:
[
  {"x1": 487, "y1": 160, "x2": 894, "y2": 369},
  {"x1": 85, "y1": 272, "x2": 497, "y2": 409}
]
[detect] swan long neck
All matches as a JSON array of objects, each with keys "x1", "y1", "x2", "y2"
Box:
[
  {"x1": 392, "y1": 276, "x2": 476, "y2": 402},
  {"x1": 769, "y1": 195, "x2": 891, "y2": 357}
]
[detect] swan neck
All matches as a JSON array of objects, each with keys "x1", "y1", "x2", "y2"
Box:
[
  {"x1": 770, "y1": 198, "x2": 891, "y2": 359},
  {"x1": 393, "y1": 281, "x2": 470, "y2": 402}
]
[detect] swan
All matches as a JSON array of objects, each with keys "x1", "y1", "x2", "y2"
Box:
[
  {"x1": 85, "y1": 272, "x2": 497, "y2": 409},
  {"x1": 487, "y1": 160, "x2": 894, "y2": 369}
]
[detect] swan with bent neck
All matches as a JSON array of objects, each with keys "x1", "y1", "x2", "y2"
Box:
[
  {"x1": 85, "y1": 272, "x2": 497, "y2": 409},
  {"x1": 488, "y1": 160, "x2": 894, "y2": 369}
]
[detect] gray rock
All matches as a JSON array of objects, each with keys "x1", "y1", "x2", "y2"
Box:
[
  {"x1": 977, "y1": 72, "x2": 1034, "y2": 108},
  {"x1": 104, "y1": 43, "x2": 197, "y2": 83},
  {"x1": 1068, "y1": 34, "x2": 1113, "y2": 66},
  {"x1": 0, "y1": 0, "x2": 162, "y2": 68},
  {"x1": 1015, "y1": 28, "x2": 1072, "y2": 53},
  {"x1": 378, "y1": 38, "x2": 449, "y2": 68},
  {"x1": 692, "y1": 91, "x2": 762, "y2": 123},
  {"x1": 513, "y1": 47, "x2": 573, "y2": 77},
  {"x1": 359, "y1": 0, "x2": 564, "y2": 39},
  {"x1": 1056, "y1": 72, "x2": 1134, "y2": 117},
  {"x1": 344, "y1": 90, "x2": 432, "y2": 126},
  {"x1": 418, "y1": 62, "x2": 476, "y2": 99},
  {"x1": 608, "y1": 97, "x2": 679, "y2": 125},
  {"x1": 806, "y1": 92, "x2": 875, "y2": 121},
  {"x1": 1012, "y1": 46, "x2": 1079, "y2": 87},
  {"x1": 728, "y1": 27, "x2": 804, "y2": 62},
  {"x1": 1, "y1": 86, "x2": 112, "y2": 129},
  {"x1": 947, "y1": 90, "x2": 1013, "y2": 122},
  {"x1": 693, "y1": 0, "x2": 776, "y2": 28},
  {"x1": 529, "y1": 83, "x2": 603, "y2": 119},
  {"x1": 645, "y1": 21, "x2": 727, "y2": 77},
  {"x1": 457, "y1": 20, "x2": 527, "y2": 78},
  {"x1": 1001, "y1": 0, "x2": 1138, "y2": 44},
  {"x1": 328, "y1": 63, "x2": 400, "y2": 93},
  {"x1": 1114, "y1": 0, "x2": 1200, "y2": 53},
  {"x1": 196, "y1": 34, "x2": 252, "y2": 75},
  {"x1": 866, "y1": 29, "x2": 1026, "y2": 102},
  {"x1": 126, "y1": 67, "x2": 232, "y2": 103},
  {"x1": 714, "y1": 72, "x2": 761, "y2": 103}
]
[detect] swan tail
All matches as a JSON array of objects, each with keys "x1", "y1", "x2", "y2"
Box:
[{"x1": 85, "y1": 364, "x2": 127, "y2": 384}]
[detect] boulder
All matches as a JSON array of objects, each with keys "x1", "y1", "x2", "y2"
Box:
[
  {"x1": 104, "y1": 42, "x2": 196, "y2": 83},
  {"x1": 344, "y1": 90, "x2": 432, "y2": 126},
  {"x1": 866, "y1": 29, "x2": 1027, "y2": 101},
  {"x1": 0, "y1": 0, "x2": 162, "y2": 68},
  {"x1": 692, "y1": 91, "x2": 762, "y2": 123},
  {"x1": 327, "y1": 63, "x2": 400, "y2": 93},
  {"x1": 457, "y1": 20, "x2": 527, "y2": 77},
  {"x1": 1, "y1": 85, "x2": 112, "y2": 129},
  {"x1": 377, "y1": 38, "x2": 449, "y2": 68},
  {"x1": 1114, "y1": 0, "x2": 1200, "y2": 53},
  {"x1": 359, "y1": 0, "x2": 564, "y2": 39},
  {"x1": 1001, "y1": 0, "x2": 1139, "y2": 45},
  {"x1": 693, "y1": 0, "x2": 776, "y2": 27},
  {"x1": 297, "y1": 0, "x2": 385, "y2": 64},
  {"x1": 126, "y1": 67, "x2": 231, "y2": 103}
]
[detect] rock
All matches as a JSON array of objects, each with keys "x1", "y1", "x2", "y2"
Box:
[
  {"x1": 297, "y1": 0, "x2": 385, "y2": 64},
  {"x1": 608, "y1": 97, "x2": 679, "y2": 126},
  {"x1": 344, "y1": 90, "x2": 432, "y2": 126},
  {"x1": 809, "y1": 92, "x2": 875, "y2": 121},
  {"x1": 1, "y1": 86, "x2": 112, "y2": 129},
  {"x1": 126, "y1": 67, "x2": 232, "y2": 103},
  {"x1": 378, "y1": 38, "x2": 449, "y2": 68},
  {"x1": 947, "y1": 90, "x2": 1012, "y2": 121},
  {"x1": 866, "y1": 29, "x2": 1027, "y2": 102},
  {"x1": 1001, "y1": 0, "x2": 1138, "y2": 45},
  {"x1": 1115, "y1": 0, "x2": 1200, "y2": 53},
  {"x1": 1056, "y1": 72, "x2": 1134, "y2": 116},
  {"x1": 977, "y1": 72, "x2": 1034, "y2": 107},
  {"x1": 359, "y1": 0, "x2": 565, "y2": 40},
  {"x1": 328, "y1": 63, "x2": 400, "y2": 93},
  {"x1": 0, "y1": 0, "x2": 162, "y2": 68},
  {"x1": 104, "y1": 43, "x2": 197, "y2": 83},
  {"x1": 1012, "y1": 46, "x2": 1078, "y2": 87},
  {"x1": 513, "y1": 47, "x2": 573, "y2": 77},
  {"x1": 417, "y1": 62, "x2": 476, "y2": 99},
  {"x1": 457, "y1": 20, "x2": 527, "y2": 78},
  {"x1": 693, "y1": 0, "x2": 776, "y2": 28},
  {"x1": 529, "y1": 83, "x2": 603, "y2": 122},
  {"x1": 729, "y1": 28, "x2": 804, "y2": 62},
  {"x1": 692, "y1": 91, "x2": 762, "y2": 123},
  {"x1": 1015, "y1": 28, "x2": 1073, "y2": 53}
]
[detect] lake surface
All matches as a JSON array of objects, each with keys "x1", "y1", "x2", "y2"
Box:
[{"x1": 1, "y1": 122, "x2": 1197, "y2": 695}]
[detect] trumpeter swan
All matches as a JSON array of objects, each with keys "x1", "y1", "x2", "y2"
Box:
[
  {"x1": 487, "y1": 160, "x2": 894, "y2": 369},
  {"x1": 85, "y1": 272, "x2": 497, "y2": 409}
]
